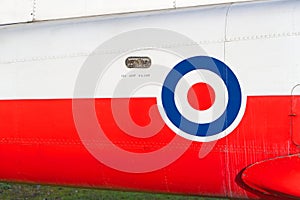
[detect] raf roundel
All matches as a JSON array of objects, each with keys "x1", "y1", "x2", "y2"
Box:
[{"x1": 160, "y1": 56, "x2": 245, "y2": 142}]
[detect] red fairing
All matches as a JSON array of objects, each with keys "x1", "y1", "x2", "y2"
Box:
[
  {"x1": 242, "y1": 154, "x2": 300, "y2": 199},
  {"x1": 0, "y1": 96, "x2": 298, "y2": 199}
]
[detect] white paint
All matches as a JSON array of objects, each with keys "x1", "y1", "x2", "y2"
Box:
[
  {"x1": 0, "y1": 0, "x2": 299, "y2": 100},
  {"x1": 0, "y1": 5, "x2": 226, "y2": 99},
  {"x1": 34, "y1": 0, "x2": 174, "y2": 21},
  {"x1": 0, "y1": 0, "x2": 262, "y2": 25},
  {"x1": 292, "y1": 84, "x2": 300, "y2": 95},
  {"x1": 176, "y1": 0, "x2": 256, "y2": 7},
  {"x1": 0, "y1": 0, "x2": 33, "y2": 25},
  {"x1": 226, "y1": 0, "x2": 295, "y2": 40},
  {"x1": 226, "y1": 0, "x2": 300, "y2": 95},
  {"x1": 96, "y1": 49, "x2": 181, "y2": 98},
  {"x1": 174, "y1": 70, "x2": 228, "y2": 124}
]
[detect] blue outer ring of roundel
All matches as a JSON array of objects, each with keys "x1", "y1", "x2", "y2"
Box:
[{"x1": 161, "y1": 56, "x2": 242, "y2": 137}]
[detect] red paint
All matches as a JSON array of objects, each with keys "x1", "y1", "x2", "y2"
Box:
[
  {"x1": 0, "y1": 96, "x2": 298, "y2": 199},
  {"x1": 291, "y1": 96, "x2": 300, "y2": 145},
  {"x1": 187, "y1": 82, "x2": 215, "y2": 110},
  {"x1": 242, "y1": 154, "x2": 300, "y2": 198}
]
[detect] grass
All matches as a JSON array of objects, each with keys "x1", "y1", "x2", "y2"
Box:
[{"x1": 0, "y1": 182, "x2": 228, "y2": 200}]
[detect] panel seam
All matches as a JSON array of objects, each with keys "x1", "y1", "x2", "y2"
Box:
[{"x1": 32, "y1": 0, "x2": 37, "y2": 21}]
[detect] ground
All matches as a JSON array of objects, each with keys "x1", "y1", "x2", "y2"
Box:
[{"x1": 0, "y1": 182, "x2": 228, "y2": 200}]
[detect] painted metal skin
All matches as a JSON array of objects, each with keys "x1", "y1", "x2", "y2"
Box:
[
  {"x1": 242, "y1": 154, "x2": 300, "y2": 198},
  {"x1": 0, "y1": 0, "x2": 259, "y2": 25},
  {"x1": 1, "y1": 0, "x2": 300, "y2": 199}
]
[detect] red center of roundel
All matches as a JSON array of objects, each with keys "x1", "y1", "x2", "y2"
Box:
[{"x1": 187, "y1": 82, "x2": 215, "y2": 111}]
